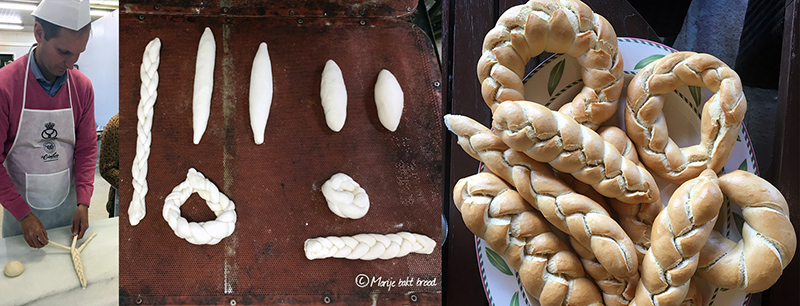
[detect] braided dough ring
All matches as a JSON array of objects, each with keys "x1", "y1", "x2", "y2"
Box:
[
  {"x1": 491, "y1": 100, "x2": 660, "y2": 204},
  {"x1": 625, "y1": 51, "x2": 747, "y2": 184},
  {"x1": 304, "y1": 232, "x2": 435, "y2": 260},
  {"x1": 453, "y1": 172, "x2": 604, "y2": 306},
  {"x1": 696, "y1": 170, "x2": 797, "y2": 292},
  {"x1": 445, "y1": 114, "x2": 638, "y2": 279},
  {"x1": 163, "y1": 168, "x2": 236, "y2": 245},
  {"x1": 632, "y1": 169, "x2": 723, "y2": 306},
  {"x1": 479, "y1": 0, "x2": 623, "y2": 129}
]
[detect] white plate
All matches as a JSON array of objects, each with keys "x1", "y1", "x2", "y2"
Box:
[{"x1": 476, "y1": 38, "x2": 758, "y2": 306}]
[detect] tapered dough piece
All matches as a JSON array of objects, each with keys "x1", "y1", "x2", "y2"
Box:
[
  {"x1": 193, "y1": 27, "x2": 216, "y2": 145},
  {"x1": 374, "y1": 69, "x2": 403, "y2": 132},
  {"x1": 320, "y1": 60, "x2": 347, "y2": 132},
  {"x1": 250, "y1": 42, "x2": 273, "y2": 144}
]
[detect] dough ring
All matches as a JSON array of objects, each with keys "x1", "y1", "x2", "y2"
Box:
[
  {"x1": 696, "y1": 170, "x2": 797, "y2": 293},
  {"x1": 625, "y1": 51, "x2": 747, "y2": 184},
  {"x1": 479, "y1": 0, "x2": 623, "y2": 129},
  {"x1": 162, "y1": 168, "x2": 236, "y2": 245},
  {"x1": 321, "y1": 173, "x2": 369, "y2": 219}
]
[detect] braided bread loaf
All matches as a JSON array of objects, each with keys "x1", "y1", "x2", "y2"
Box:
[
  {"x1": 445, "y1": 114, "x2": 638, "y2": 279},
  {"x1": 491, "y1": 100, "x2": 660, "y2": 204},
  {"x1": 479, "y1": 0, "x2": 623, "y2": 129},
  {"x1": 696, "y1": 170, "x2": 796, "y2": 292},
  {"x1": 632, "y1": 169, "x2": 723, "y2": 306},
  {"x1": 454, "y1": 172, "x2": 603, "y2": 306},
  {"x1": 625, "y1": 52, "x2": 747, "y2": 184}
]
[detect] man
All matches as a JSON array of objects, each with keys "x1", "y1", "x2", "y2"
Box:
[{"x1": 0, "y1": 0, "x2": 96, "y2": 248}]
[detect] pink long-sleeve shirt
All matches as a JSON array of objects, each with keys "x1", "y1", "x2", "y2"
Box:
[{"x1": 0, "y1": 53, "x2": 97, "y2": 221}]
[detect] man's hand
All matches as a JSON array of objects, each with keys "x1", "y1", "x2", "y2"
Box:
[
  {"x1": 20, "y1": 213, "x2": 48, "y2": 248},
  {"x1": 71, "y1": 204, "x2": 89, "y2": 239}
]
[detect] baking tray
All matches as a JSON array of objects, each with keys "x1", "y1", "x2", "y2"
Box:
[{"x1": 118, "y1": 9, "x2": 443, "y2": 306}]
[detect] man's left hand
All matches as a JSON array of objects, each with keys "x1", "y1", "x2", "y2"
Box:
[{"x1": 72, "y1": 204, "x2": 89, "y2": 239}]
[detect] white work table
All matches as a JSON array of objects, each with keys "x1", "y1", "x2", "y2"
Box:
[{"x1": 0, "y1": 217, "x2": 118, "y2": 306}]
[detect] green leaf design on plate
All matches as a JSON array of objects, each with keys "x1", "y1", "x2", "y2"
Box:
[
  {"x1": 485, "y1": 247, "x2": 513, "y2": 276},
  {"x1": 510, "y1": 291, "x2": 520, "y2": 306},
  {"x1": 720, "y1": 287, "x2": 730, "y2": 292},
  {"x1": 737, "y1": 134, "x2": 741, "y2": 142},
  {"x1": 689, "y1": 85, "x2": 703, "y2": 107},
  {"x1": 548, "y1": 59, "x2": 565, "y2": 96},
  {"x1": 634, "y1": 54, "x2": 665, "y2": 70},
  {"x1": 738, "y1": 159, "x2": 748, "y2": 171},
  {"x1": 733, "y1": 212, "x2": 745, "y2": 236}
]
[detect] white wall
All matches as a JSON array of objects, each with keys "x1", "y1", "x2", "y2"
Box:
[
  {"x1": 0, "y1": 30, "x2": 36, "y2": 61},
  {"x1": 76, "y1": 9, "x2": 119, "y2": 131}
]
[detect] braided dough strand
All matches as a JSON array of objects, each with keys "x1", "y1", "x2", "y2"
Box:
[
  {"x1": 632, "y1": 169, "x2": 723, "y2": 306},
  {"x1": 130, "y1": 37, "x2": 161, "y2": 226},
  {"x1": 625, "y1": 51, "x2": 747, "y2": 184},
  {"x1": 491, "y1": 100, "x2": 660, "y2": 204},
  {"x1": 162, "y1": 168, "x2": 236, "y2": 245},
  {"x1": 454, "y1": 172, "x2": 603, "y2": 306},
  {"x1": 445, "y1": 114, "x2": 638, "y2": 279},
  {"x1": 304, "y1": 232, "x2": 435, "y2": 260},
  {"x1": 479, "y1": 0, "x2": 623, "y2": 129},
  {"x1": 696, "y1": 170, "x2": 796, "y2": 292}
]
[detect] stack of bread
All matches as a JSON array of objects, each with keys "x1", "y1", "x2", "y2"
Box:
[{"x1": 448, "y1": 1, "x2": 796, "y2": 306}]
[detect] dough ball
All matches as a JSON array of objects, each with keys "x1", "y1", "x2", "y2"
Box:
[{"x1": 4, "y1": 260, "x2": 24, "y2": 277}]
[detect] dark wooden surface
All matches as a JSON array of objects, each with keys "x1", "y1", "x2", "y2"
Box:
[
  {"x1": 765, "y1": 0, "x2": 800, "y2": 305},
  {"x1": 441, "y1": 1, "x2": 659, "y2": 305}
]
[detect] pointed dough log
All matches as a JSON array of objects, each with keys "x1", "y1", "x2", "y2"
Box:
[
  {"x1": 320, "y1": 60, "x2": 347, "y2": 132},
  {"x1": 250, "y1": 42, "x2": 273, "y2": 144},
  {"x1": 374, "y1": 69, "x2": 403, "y2": 132},
  {"x1": 193, "y1": 27, "x2": 215, "y2": 144}
]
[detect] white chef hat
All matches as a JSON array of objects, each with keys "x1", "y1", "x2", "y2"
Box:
[{"x1": 32, "y1": 0, "x2": 91, "y2": 31}]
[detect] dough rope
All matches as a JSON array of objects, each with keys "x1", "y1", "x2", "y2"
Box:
[
  {"x1": 321, "y1": 173, "x2": 369, "y2": 219},
  {"x1": 445, "y1": 114, "x2": 638, "y2": 279},
  {"x1": 696, "y1": 170, "x2": 796, "y2": 293},
  {"x1": 162, "y1": 168, "x2": 236, "y2": 245},
  {"x1": 130, "y1": 37, "x2": 161, "y2": 226},
  {"x1": 454, "y1": 172, "x2": 604, "y2": 306},
  {"x1": 193, "y1": 27, "x2": 215, "y2": 144},
  {"x1": 491, "y1": 100, "x2": 660, "y2": 204},
  {"x1": 625, "y1": 51, "x2": 747, "y2": 184},
  {"x1": 304, "y1": 232, "x2": 435, "y2": 260},
  {"x1": 631, "y1": 169, "x2": 723, "y2": 306},
  {"x1": 479, "y1": 0, "x2": 623, "y2": 129}
]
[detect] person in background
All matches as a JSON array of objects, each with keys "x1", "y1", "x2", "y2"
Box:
[
  {"x1": 100, "y1": 113, "x2": 118, "y2": 217},
  {"x1": 0, "y1": 0, "x2": 96, "y2": 248}
]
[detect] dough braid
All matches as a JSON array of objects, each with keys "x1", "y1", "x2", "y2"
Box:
[
  {"x1": 599, "y1": 126, "x2": 662, "y2": 263},
  {"x1": 632, "y1": 169, "x2": 723, "y2": 306},
  {"x1": 479, "y1": 0, "x2": 623, "y2": 129},
  {"x1": 304, "y1": 232, "x2": 435, "y2": 260},
  {"x1": 491, "y1": 100, "x2": 660, "y2": 204},
  {"x1": 625, "y1": 51, "x2": 747, "y2": 184},
  {"x1": 163, "y1": 168, "x2": 237, "y2": 245},
  {"x1": 696, "y1": 170, "x2": 797, "y2": 292},
  {"x1": 454, "y1": 172, "x2": 603, "y2": 306},
  {"x1": 130, "y1": 37, "x2": 161, "y2": 226},
  {"x1": 445, "y1": 114, "x2": 638, "y2": 279}
]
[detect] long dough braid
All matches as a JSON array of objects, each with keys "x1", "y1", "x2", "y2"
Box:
[
  {"x1": 625, "y1": 51, "x2": 747, "y2": 184},
  {"x1": 454, "y1": 172, "x2": 603, "y2": 306},
  {"x1": 632, "y1": 169, "x2": 723, "y2": 306},
  {"x1": 69, "y1": 235, "x2": 87, "y2": 289},
  {"x1": 445, "y1": 114, "x2": 638, "y2": 279},
  {"x1": 130, "y1": 38, "x2": 161, "y2": 226},
  {"x1": 479, "y1": 0, "x2": 623, "y2": 129},
  {"x1": 304, "y1": 232, "x2": 435, "y2": 260},
  {"x1": 696, "y1": 170, "x2": 797, "y2": 293},
  {"x1": 599, "y1": 126, "x2": 662, "y2": 263},
  {"x1": 491, "y1": 100, "x2": 660, "y2": 204}
]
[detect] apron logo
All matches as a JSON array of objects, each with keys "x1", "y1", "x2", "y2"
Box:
[{"x1": 40, "y1": 122, "x2": 59, "y2": 162}]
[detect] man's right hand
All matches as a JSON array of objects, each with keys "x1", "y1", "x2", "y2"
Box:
[{"x1": 20, "y1": 213, "x2": 48, "y2": 248}]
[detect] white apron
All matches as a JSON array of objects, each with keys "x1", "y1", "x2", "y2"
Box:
[{"x1": 2, "y1": 46, "x2": 78, "y2": 238}]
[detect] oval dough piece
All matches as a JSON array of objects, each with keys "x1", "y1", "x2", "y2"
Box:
[
  {"x1": 193, "y1": 27, "x2": 216, "y2": 145},
  {"x1": 250, "y1": 42, "x2": 273, "y2": 144},
  {"x1": 4, "y1": 261, "x2": 23, "y2": 277},
  {"x1": 321, "y1": 173, "x2": 369, "y2": 219},
  {"x1": 320, "y1": 60, "x2": 347, "y2": 132},
  {"x1": 374, "y1": 69, "x2": 403, "y2": 132}
]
